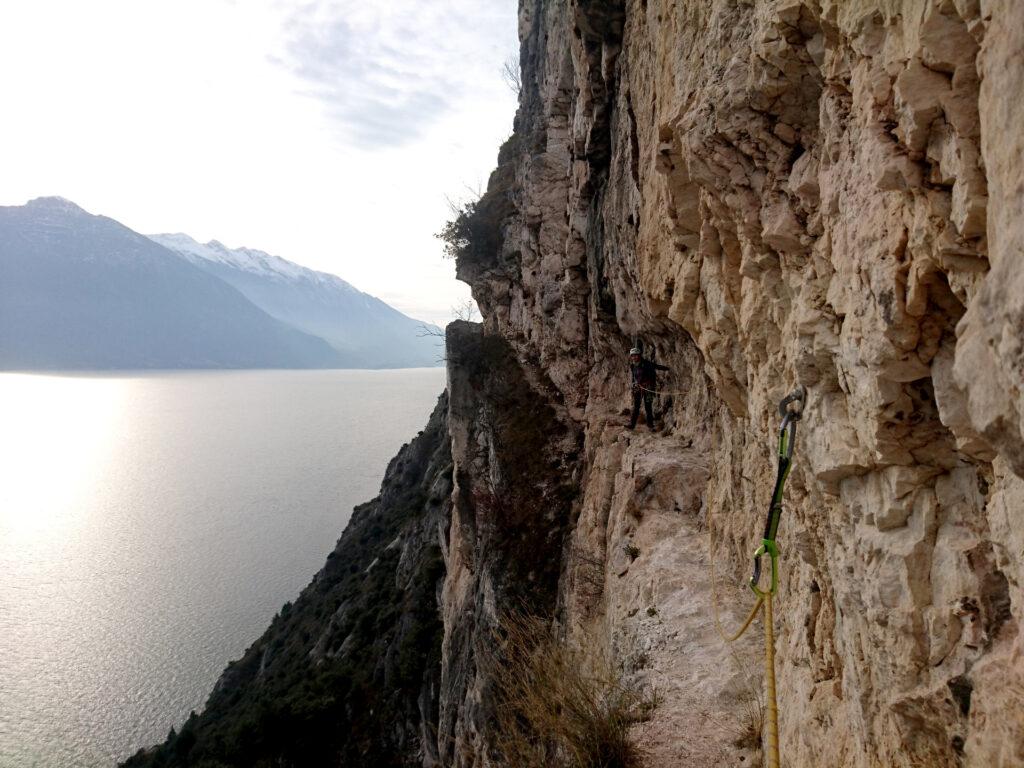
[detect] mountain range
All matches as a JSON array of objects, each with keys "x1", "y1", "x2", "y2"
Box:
[
  {"x1": 0, "y1": 198, "x2": 441, "y2": 370},
  {"x1": 150, "y1": 233, "x2": 440, "y2": 369}
]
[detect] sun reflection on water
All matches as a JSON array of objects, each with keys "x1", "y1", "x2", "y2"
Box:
[
  {"x1": 0, "y1": 373, "x2": 127, "y2": 544},
  {"x1": 0, "y1": 368, "x2": 448, "y2": 767}
]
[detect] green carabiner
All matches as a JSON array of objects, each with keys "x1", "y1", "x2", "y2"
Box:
[
  {"x1": 750, "y1": 538, "x2": 779, "y2": 596},
  {"x1": 749, "y1": 386, "x2": 805, "y2": 597}
]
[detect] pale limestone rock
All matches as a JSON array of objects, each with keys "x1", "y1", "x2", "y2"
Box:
[
  {"x1": 953, "y1": 0, "x2": 1024, "y2": 478},
  {"x1": 442, "y1": 0, "x2": 1024, "y2": 765},
  {"x1": 894, "y1": 58, "x2": 949, "y2": 154},
  {"x1": 932, "y1": 339, "x2": 997, "y2": 460}
]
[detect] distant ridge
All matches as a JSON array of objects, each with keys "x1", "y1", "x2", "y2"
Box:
[
  {"x1": 0, "y1": 198, "x2": 344, "y2": 370},
  {"x1": 150, "y1": 233, "x2": 443, "y2": 369}
]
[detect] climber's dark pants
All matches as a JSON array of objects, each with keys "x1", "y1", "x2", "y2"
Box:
[{"x1": 630, "y1": 389, "x2": 654, "y2": 428}]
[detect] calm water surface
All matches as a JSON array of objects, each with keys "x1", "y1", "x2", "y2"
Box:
[{"x1": 0, "y1": 369, "x2": 445, "y2": 767}]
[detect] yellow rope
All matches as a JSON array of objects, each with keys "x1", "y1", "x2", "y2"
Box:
[
  {"x1": 709, "y1": 516, "x2": 782, "y2": 768},
  {"x1": 764, "y1": 593, "x2": 780, "y2": 768},
  {"x1": 637, "y1": 384, "x2": 689, "y2": 397},
  {"x1": 709, "y1": 512, "x2": 759, "y2": 643},
  {"x1": 714, "y1": 592, "x2": 763, "y2": 642}
]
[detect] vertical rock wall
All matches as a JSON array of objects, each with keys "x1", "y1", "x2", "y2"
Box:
[
  {"x1": 449, "y1": 0, "x2": 1024, "y2": 765},
  {"x1": 439, "y1": 322, "x2": 583, "y2": 765}
]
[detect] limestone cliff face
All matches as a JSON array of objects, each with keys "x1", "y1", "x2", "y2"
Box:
[
  {"x1": 122, "y1": 2, "x2": 1023, "y2": 766},
  {"x1": 438, "y1": 322, "x2": 583, "y2": 764},
  {"x1": 448, "y1": 0, "x2": 1024, "y2": 766}
]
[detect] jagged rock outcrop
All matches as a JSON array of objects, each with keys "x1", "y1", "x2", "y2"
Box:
[{"x1": 448, "y1": 0, "x2": 1024, "y2": 765}]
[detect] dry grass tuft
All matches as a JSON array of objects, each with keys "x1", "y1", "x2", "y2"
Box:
[
  {"x1": 731, "y1": 684, "x2": 765, "y2": 751},
  {"x1": 718, "y1": 649, "x2": 764, "y2": 753},
  {"x1": 486, "y1": 613, "x2": 658, "y2": 768}
]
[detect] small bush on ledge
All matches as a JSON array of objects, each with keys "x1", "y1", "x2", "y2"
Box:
[
  {"x1": 437, "y1": 135, "x2": 519, "y2": 268},
  {"x1": 486, "y1": 613, "x2": 658, "y2": 768},
  {"x1": 437, "y1": 193, "x2": 512, "y2": 268}
]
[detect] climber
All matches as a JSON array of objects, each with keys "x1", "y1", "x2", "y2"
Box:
[{"x1": 627, "y1": 347, "x2": 670, "y2": 429}]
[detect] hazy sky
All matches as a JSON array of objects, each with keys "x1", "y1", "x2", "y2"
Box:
[{"x1": 0, "y1": 1, "x2": 519, "y2": 325}]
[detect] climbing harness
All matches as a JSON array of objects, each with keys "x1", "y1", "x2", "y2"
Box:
[{"x1": 710, "y1": 384, "x2": 806, "y2": 768}]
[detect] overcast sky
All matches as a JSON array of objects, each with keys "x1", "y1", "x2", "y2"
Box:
[{"x1": 0, "y1": 1, "x2": 519, "y2": 325}]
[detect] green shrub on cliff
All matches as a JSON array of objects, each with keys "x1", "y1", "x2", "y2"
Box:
[{"x1": 437, "y1": 134, "x2": 519, "y2": 266}]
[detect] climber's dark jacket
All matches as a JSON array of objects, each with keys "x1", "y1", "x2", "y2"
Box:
[
  {"x1": 629, "y1": 357, "x2": 670, "y2": 429},
  {"x1": 630, "y1": 358, "x2": 669, "y2": 392}
]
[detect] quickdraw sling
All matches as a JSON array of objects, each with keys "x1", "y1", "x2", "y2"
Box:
[{"x1": 711, "y1": 385, "x2": 806, "y2": 768}]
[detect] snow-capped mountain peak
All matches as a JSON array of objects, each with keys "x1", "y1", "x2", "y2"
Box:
[
  {"x1": 146, "y1": 230, "x2": 441, "y2": 368},
  {"x1": 149, "y1": 233, "x2": 357, "y2": 292}
]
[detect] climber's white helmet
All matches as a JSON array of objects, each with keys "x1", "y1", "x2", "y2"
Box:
[{"x1": 629, "y1": 347, "x2": 641, "y2": 357}]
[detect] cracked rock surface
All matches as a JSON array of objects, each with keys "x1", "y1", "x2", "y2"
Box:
[{"x1": 448, "y1": 0, "x2": 1024, "y2": 765}]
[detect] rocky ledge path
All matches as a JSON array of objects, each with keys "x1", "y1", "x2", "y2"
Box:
[{"x1": 569, "y1": 418, "x2": 772, "y2": 767}]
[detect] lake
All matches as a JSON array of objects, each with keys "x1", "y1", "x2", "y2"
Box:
[{"x1": 0, "y1": 368, "x2": 446, "y2": 767}]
